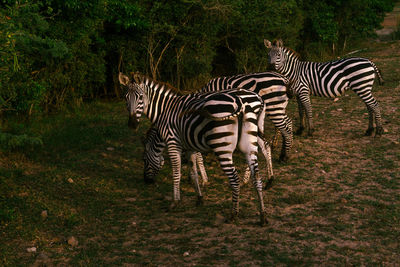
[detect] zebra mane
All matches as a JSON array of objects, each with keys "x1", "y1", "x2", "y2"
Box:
[
  {"x1": 131, "y1": 73, "x2": 181, "y2": 95},
  {"x1": 283, "y1": 46, "x2": 300, "y2": 60}
]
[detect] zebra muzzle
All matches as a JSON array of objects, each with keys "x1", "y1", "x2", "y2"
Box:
[{"x1": 128, "y1": 115, "x2": 139, "y2": 129}]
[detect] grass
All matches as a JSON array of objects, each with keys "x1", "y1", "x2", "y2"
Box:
[{"x1": 1, "y1": 40, "x2": 400, "y2": 266}]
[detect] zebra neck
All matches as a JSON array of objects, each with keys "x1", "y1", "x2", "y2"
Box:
[
  {"x1": 144, "y1": 84, "x2": 179, "y2": 124},
  {"x1": 280, "y1": 55, "x2": 302, "y2": 82}
]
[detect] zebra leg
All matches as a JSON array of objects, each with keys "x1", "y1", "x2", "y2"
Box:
[
  {"x1": 244, "y1": 150, "x2": 268, "y2": 226},
  {"x1": 188, "y1": 152, "x2": 203, "y2": 206},
  {"x1": 365, "y1": 101, "x2": 383, "y2": 137},
  {"x1": 217, "y1": 154, "x2": 240, "y2": 221},
  {"x1": 295, "y1": 96, "x2": 306, "y2": 135},
  {"x1": 167, "y1": 145, "x2": 183, "y2": 210},
  {"x1": 249, "y1": 164, "x2": 268, "y2": 226},
  {"x1": 374, "y1": 102, "x2": 384, "y2": 136},
  {"x1": 278, "y1": 115, "x2": 293, "y2": 162},
  {"x1": 195, "y1": 152, "x2": 209, "y2": 186},
  {"x1": 256, "y1": 106, "x2": 274, "y2": 188},
  {"x1": 243, "y1": 166, "x2": 251, "y2": 185},
  {"x1": 270, "y1": 128, "x2": 280, "y2": 151},
  {"x1": 354, "y1": 87, "x2": 383, "y2": 136},
  {"x1": 365, "y1": 105, "x2": 375, "y2": 136},
  {"x1": 257, "y1": 136, "x2": 274, "y2": 189},
  {"x1": 298, "y1": 91, "x2": 314, "y2": 136}
]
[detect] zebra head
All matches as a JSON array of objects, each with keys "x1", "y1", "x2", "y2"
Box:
[
  {"x1": 264, "y1": 39, "x2": 285, "y2": 71},
  {"x1": 119, "y1": 72, "x2": 146, "y2": 129},
  {"x1": 142, "y1": 127, "x2": 165, "y2": 183}
]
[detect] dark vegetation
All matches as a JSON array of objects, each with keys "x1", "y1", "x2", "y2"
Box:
[
  {"x1": 1, "y1": 0, "x2": 400, "y2": 265},
  {"x1": 0, "y1": 0, "x2": 396, "y2": 116}
]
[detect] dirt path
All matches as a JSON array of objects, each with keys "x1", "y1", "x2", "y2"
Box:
[{"x1": 376, "y1": 2, "x2": 400, "y2": 37}]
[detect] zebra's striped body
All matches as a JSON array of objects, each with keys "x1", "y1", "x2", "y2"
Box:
[
  {"x1": 200, "y1": 72, "x2": 293, "y2": 161},
  {"x1": 265, "y1": 39, "x2": 384, "y2": 136},
  {"x1": 143, "y1": 125, "x2": 208, "y2": 186},
  {"x1": 119, "y1": 73, "x2": 270, "y2": 224}
]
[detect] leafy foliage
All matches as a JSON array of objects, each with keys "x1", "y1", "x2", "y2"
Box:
[
  {"x1": 0, "y1": 0, "x2": 397, "y2": 116},
  {"x1": 0, "y1": 131, "x2": 43, "y2": 151}
]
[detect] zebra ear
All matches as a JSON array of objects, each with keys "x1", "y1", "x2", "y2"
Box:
[
  {"x1": 264, "y1": 39, "x2": 272, "y2": 48},
  {"x1": 119, "y1": 72, "x2": 130, "y2": 86},
  {"x1": 132, "y1": 72, "x2": 142, "y2": 84}
]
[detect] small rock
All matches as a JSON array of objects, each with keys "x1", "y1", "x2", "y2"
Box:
[
  {"x1": 67, "y1": 236, "x2": 78, "y2": 247},
  {"x1": 27, "y1": 247, "x2": 37, "y2": 253},
  {"x1": 131, "y1": 221, "x2": 137, "y2": 226},
  {"x1": 183, "y1": 251, "x2": 190, "y2": 257},
  {"x1": 106, "y1": 147, "x2": 115, "y2": 151},
  {"x1": 67, "y1": 178, "x2": 74, "y2": 183},
  {"x1": 41, "y1": 210, "x2": 48, "y2": 219},
  {"x1": 341, "y1": 198, "x2": 348, "y2": 204},
  {"x1": 305, "y1": 215, "x2": 313, "y2": 221},
  {"x1": 131, "y1": 249, "x2": 136, "y2": 253},
  {"x1": 337, "y1": 108, "x2": 343, "y2": 112},
  {"x1": 383, "y1": 128, "x2": 389, "y2": 133},
  {"x1": 333, "y1": 98, "x2": 339, "y2": 102}
]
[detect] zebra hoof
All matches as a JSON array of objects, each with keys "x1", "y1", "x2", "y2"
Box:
[
  {"x1": 264, "y1": 177, "x2": 275, "y2": 190},
  {"x1": 375, "y1": 127, "x2": 384, "y2": 137},
  {"x1": 365, "y1": 128, "x2": 374, "y2": 136},
  {"x1": 295, "y1": 127, "x2": 304, "y2": 136},
  {"x1": 196, "y1": 196, "x2": 204, "y2": 206},
  {"x1": 168, "y1": 201, "x2": 180, "y2": 211},
  {"x1": 279, "y1": 153, "x2": 289, "y2": 162},
  {"x1": 226, "y1": 210, "x2": 239, "y2": 223},
  {"x1": 259, "y1": 211, "x2": 269, "y2": 226}
]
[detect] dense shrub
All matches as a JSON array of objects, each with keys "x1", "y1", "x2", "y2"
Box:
[{"x1": 0, "y1": 0, "x2": 396, "y2": 116}]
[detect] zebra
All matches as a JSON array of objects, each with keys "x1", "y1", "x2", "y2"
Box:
[
  {"x1": 264, "y1": 39, "x2": 384, "y2": 137},
  {"x1": 143, "y1": 123, "x2": 274, "y2": 189},
  {"x1": 119, "y1": 72, "x2": 271, "y2": 225},
  {"x1": 143, "y1": 125, "x2": 209, "y2": 186},
  {"x1": 200, "y1": 72, "x2": 293, "y2": 161}
]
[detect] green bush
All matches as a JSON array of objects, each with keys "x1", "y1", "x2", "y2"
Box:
[
  {"x1": 0, "y1": 0, "x2": 397, "y2": 116},
  {"x1": 0, "y1": 131, "x2": 43, "y2": 151}
]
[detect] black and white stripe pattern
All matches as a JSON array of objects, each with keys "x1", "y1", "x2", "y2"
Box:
[
  {"x1": 200, "y1": 72, "x2": 293, "y2": 161},
  {"x1": 143, "y1": 125, "x2": 208, "y2": 186},
  {"x1": 265, "y1": 39, "x2": 384, "y2": 136},
  {"x1": 119, "y1": 73, "x2": 271, "y2": 225}
]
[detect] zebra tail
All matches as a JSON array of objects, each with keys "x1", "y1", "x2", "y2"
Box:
[{"x1": 371, "y1": 61, "x2": 384, "y2": 85}]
